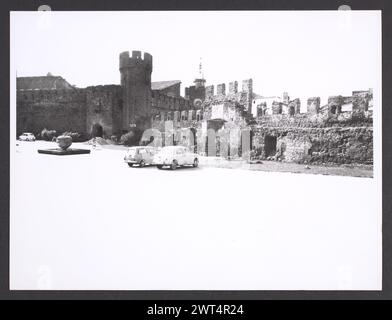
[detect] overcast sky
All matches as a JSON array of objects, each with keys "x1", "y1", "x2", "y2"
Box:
[{"x1": 11, "y1": 11, "x2": 381, "y2": 106}]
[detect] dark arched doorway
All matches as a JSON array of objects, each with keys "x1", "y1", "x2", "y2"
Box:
[
  {"x1": 264, "y1": 135, "x2": 277, "y2": 157},
  {"x1": 91, "y1": 123, "x2": 103, "y2": 138}
]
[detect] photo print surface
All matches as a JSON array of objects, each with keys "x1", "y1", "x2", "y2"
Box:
[{"x1": 10, "y1": 10, "x2": 382, "y2": 290}]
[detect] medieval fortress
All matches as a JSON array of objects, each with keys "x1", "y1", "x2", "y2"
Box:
[{"x1": 17, "y1": 50, "x2": 373, "y2": 164}]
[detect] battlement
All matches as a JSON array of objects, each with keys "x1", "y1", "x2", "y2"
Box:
[
  {"x1": 204, "y1": 79, "x2": 253, "y2": 99},
  {"x1": 229, "y1": 81, "x2": 238, "y2": 94},
  {"x1": 242, "y1": 79, "x2": 253, "y2": 93},
  {"x1": 217, "y1": 83, "x2": 226, "y2": 95},
  {"x1": 205, "y1": 85, "x2": 214, "y2": 98},
  {"x1": 119, "y1": 50, "x2": 153, "y2": 70},
  {"x1": 307, "y1": 97, "x2": 321, "y2": 114},
  {"x1": 255, "y1": 89, "x2": 373, "y2": 120}
]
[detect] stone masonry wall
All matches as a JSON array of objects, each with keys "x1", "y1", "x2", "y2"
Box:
[
  {"x1": 17, "y1": 88, "x2": 87, "y2": 136},
  {"x1": 151, "y1": 91, "x2": 191, "y2": 112},
  {"x1": 85, "y1": 85, "x2": 123, "y2": 137},
  {"x1": 251, "y1": 126, "x2": 373, "y2": 164},
  {"x1": 255, "y1": 112, "x2": 373, "y2": 128}
]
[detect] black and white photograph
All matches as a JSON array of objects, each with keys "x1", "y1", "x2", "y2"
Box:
[{"x1": 10, "y1": 10, "x2": 382, "y2": 290}]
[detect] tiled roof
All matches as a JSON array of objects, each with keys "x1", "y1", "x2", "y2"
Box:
[
  {"x1": 151, "y1": 80, "x2": 181, "y2": 91},
  {"x1": 17, "y1": 75, "x2": 75, "y2": 90}
]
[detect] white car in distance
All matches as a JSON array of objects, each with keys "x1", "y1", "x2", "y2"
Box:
[
  {"x1": 18, "y1": 132, "x2": 36, "y2": 141},
  {"x1": 153, "y1": 146, "x2": 199, "y2": 170}
]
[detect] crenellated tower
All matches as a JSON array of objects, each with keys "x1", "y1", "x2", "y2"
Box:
[{"x1": 119, "y1": 50, "x2": 153, "y2": 131}]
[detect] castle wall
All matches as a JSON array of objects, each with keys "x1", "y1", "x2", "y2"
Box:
[
  {"x1": 252, "y1": 100, "x2": 373, "y2": 165},
  {"x1": 151, "y1": 89, "x2": 373, "y2": 165},
  {"x1": 185, "y1": 85, "x2": 206, "y2": 105},
  {"x1": 16, "y1": 89, "x2": 87, "y2": 136},
  {"x1": 85, "y1": 85, "x2": 123, "y2": 137},
  {"x1": 151, "y1": 91, "x2": 191, "y2": 113},
  {"x1": 255, "y1": 111, "x2": 373, "y2": 128},
  {"x1": 251, "y1": 126, "x2": 373, "y2": 165}
]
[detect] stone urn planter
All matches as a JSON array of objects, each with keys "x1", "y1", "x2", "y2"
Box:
[{"x1": 56, "y1": 135, "x2": 72, "y2": 150}]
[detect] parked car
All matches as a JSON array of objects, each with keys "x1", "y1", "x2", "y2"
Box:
[
  {"x1": 153, "y1": 146, "x2": 199, "y2": 170},
  {"x1": 18, "y1": 132, "x2": 36, "y2": 141},
  {"x1": 124, "y1": 146, "x2": 159, "y2": 167}
]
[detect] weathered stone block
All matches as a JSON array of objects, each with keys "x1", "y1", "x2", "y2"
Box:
[
  {"x1": 242, "y1": 79, "x2": 253, "y2": 93},
  {"x1": 217, "y1": 83, "x2": 226, "y2": 95},
  {"x1": 229, "y1": 81, "x2": 238, "y2": 94},
  {"x1": 205, "y1": 85, "x2": 214, "y2": 98},
  {"x1": 307, "y1": 97, "x2": 320, "y2": 114}
]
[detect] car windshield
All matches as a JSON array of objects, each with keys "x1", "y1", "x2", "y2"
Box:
[{"x1": 128, "y1": 148, "x2": 138, "y2": 156}]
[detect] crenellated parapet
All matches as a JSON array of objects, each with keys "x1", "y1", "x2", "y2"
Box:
[
  {"x1": 256, "y1": 96, "x2": 301, "y2": 117},
  {"x1": 254, "y1": 89, "x2": 373, "y2": 124},
  {"x1": 205, "y1": 85, "x2": 214, "y2": 98},
  {"x1": 217, "y1": 83, "x2": 226, "y2": 95},
  {"x1": 288, "y1": 98, "x2": 301, "y2": 115},
  {"x1": 119, "y1": 50, "x2": 152, "y2": 72},
  {"x1": 307, "y1": 97, "x2": 321, "y2": 115},
  {"x1": 201, "y1": 79, "x2": 253, "y2": 115},
  {"x1": 229, "y1": 81, "x2": 238, "y2": 94},
  {"x1": 352, "y1": 89, "x2": 373, "y2": 112}
]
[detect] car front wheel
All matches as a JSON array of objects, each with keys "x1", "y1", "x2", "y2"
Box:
[
  {"x1": 193, "y1": 158, "x2": 199, "y2": 167},
  {"x1": 139, "y1": 160, "x2": 145, "y2": 167},
  {"x1": 157, "y1": 165, "x2": 163, "y2": 169},
  {"x1": 171, "y1": 160, "x2": 178, "y2": 170},
  {"x1": 128, "y1": 163, "x2": 133, "y2": 167}
]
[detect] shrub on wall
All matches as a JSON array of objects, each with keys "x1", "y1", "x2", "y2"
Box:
[
  {"x1": 62, "y1": 131, "x2": 84, "y2": 142},
  {"x1": 41, "y1": 128, "x2": 57, "y2": 141},
  {"x1": 110, "y1": 135, "x2": 119, "y2": 144}
]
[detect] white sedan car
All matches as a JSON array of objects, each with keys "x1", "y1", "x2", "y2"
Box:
[
  {"x1": 18, "y1": 132, "x2": 36, "y2": 141},
  {"x1": 153, "y1": 146, "x2": 199, "y2": 170}
]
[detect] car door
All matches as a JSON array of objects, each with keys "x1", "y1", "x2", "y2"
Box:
[
  {"x1": 185, "y1": 148, "x2": 195, "y2": 165},
  {"x1": 176, "y1": 148, "x2": 186, "y2": 165},
  {"x1": 145, "y1": 148, "x2": 154, "y2": 164},
  {"x1": 183, "y1": 147, "x2": 192, "y2": 165},
  {"x1": 139, "y1": 148, "x2": 147, "y2": 162}
]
